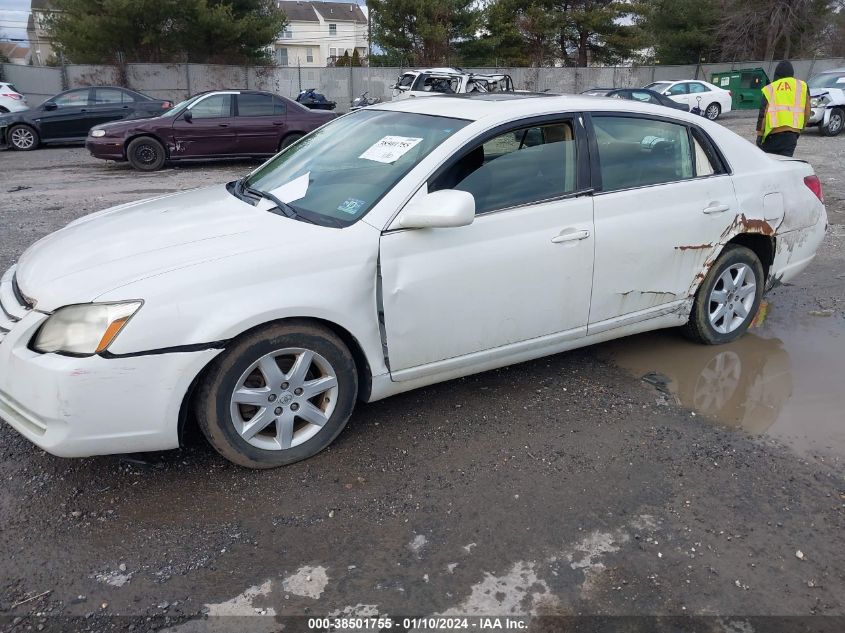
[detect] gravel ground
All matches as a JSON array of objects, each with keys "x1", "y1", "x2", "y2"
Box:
[{"x1": 0, "y1": 112, "x2": 843, "y2": 632}]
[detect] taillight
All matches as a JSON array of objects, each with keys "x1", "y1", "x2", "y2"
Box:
[
  {"x1": 1, "y1": 93, "x2": 22, "y2": 100},
  {"x1": 728, "y1": 90, "x2": 732, "y2": 97},
  {"x1": 804, "y1": 175, "x2": 824, "y2": 202}
]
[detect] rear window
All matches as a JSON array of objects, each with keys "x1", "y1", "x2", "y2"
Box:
[{"x1": 238, "y1": 93, "x2": 278, "y2": 117}]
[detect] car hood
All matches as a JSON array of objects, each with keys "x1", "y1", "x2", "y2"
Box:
[
  {"x1": 94, "y1": 115, "x2": 168, "y2": 133},
  {"x1": 15, "y1": 184, "x2": 339, "y2": 311},
  {"x1": 810, "y1": 87, "x2": 844, "y2": 98}
]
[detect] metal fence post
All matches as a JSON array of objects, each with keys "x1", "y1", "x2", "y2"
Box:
[
  {"x1": 185, "y1": 63, "x2": 191, "y2": 98},
  {"x1": 59, "y1": 51, "x2": 69, "y2": 90}
]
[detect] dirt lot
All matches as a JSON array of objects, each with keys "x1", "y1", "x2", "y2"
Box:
[{"x1": 0, "y1": 114, "x2": 844, "y2": 632}]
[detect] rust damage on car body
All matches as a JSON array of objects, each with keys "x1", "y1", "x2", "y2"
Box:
[{"x1": 683, "y1": 212, "x2": 777, "y2": 298}]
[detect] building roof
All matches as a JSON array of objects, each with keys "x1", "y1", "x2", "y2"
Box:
[
  {"x1": 0, "y1": 42, "x2": 30, "y2": 61},
  {"x1": 278, "y1": 1, "x2": 367, "y2": 24}
]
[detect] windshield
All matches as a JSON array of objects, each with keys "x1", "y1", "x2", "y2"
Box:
[
  {"x1": 645, "y1": 82, "x2": 671, "y2": 93},
  {"x1": 243, "y1": 109, "x2": 470, "y2": 226},
  {"x1": 807, "y1": 73, "x2": 845, "y2": 89}
]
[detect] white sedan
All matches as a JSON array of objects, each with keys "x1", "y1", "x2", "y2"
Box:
[
  {"x1": 0, "y1": 82, "x2": 28, "y2": 114},
  {"x1": 0, "y1": 94, "x2": 826, "y2": 468},
  {"x1": 645, "y1": 80, "x2": 732, "y2": 120}
]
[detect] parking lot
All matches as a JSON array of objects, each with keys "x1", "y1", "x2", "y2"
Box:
[{"x1": 0, "y1": 113, "x2": 844, "y2": 631}]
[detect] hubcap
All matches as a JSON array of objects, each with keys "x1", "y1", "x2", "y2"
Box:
[
  {"x1": 830, "y1": 114, "x2": 843, "y2": 133},
  {"x1": 11, "y1": 128, "x2": 34, "y2": 149},
  {"x1": 708, "y1": 263, "x2": 756, "y2": 334},
  {"x1": 706, "y1": 104, "x2": 719, "y2": 119},
  {"x1": 229, "y1": 348, "x2": 338, "y2": 451}
]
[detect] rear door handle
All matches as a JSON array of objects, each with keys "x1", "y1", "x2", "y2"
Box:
[
  {"x1": 703, "y1": 203, "x2": 730, "y2": 214},
  {"x1": 551, "y1": 229, "x2": 591, "y2": 244}
]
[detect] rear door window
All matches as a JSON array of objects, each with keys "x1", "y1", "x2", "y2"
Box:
[
  {"x1": 667, "y1": 83, "x2": 689, "y2": 96},
  {"x1": 237, "y1": 93, "x2": 275, "y2": 117},
  {"x1": 689, "y1": 82, "x2": 709, "y2": 93},
  {"x1": 93, "y1": 88, "x2": 130, "y2": 104},
  {"x1": 592, "y1": 116, "x2": 693, "y2": 191}
]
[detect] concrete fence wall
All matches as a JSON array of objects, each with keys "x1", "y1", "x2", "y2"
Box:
[{"x1": 3, "y1": 58, "x2": 844, "y2": 110}]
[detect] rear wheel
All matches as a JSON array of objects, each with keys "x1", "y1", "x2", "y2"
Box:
[
  {"x1": 683, "y1": 245, "x2": 764, "y2": 345},
  {"x1": 279, "y1": 133, "x2": 303, "y2": 152},
  {"x1": 704, "y1": 102, "x2": 721, "y2": 120},
  {"x1": 821, "y1": 108, "x2": 844, "y2": 137},
  {"x1": 196, "y1": 321, "x2": 358, "y2": 468},
  {"x1": 8, "y1": 124, "x2": 39, "y2": 150},
  {"x1": 127, "y1": 136, "x2": 166, "y2": 171}
]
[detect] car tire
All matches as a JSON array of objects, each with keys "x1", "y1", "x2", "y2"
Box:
[
  {"x1": 8, "y1": 124, "x2": 39, "y2": 151},
  {"x1": 683, "y1": 245, "x2": 765, "y2": 345},
  {"x1": 820, "y1": 108, "x2": 844, "y2": 137},
  {"x1": 196, "y1": 320, "x2": 358, "y2": 469},
  {"x1": 127, "y1": 136, "x2": 166, "y2": 171},
  {"x1": 279, "y1": 133, "x2": 303, "y2": 152},
  {"x1": 704, "y1": 102, "x2": 721, "y2": 120}
]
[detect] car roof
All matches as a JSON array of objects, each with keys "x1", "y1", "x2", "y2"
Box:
[
  {"x1": 370, "y1": 92, "x2": 703, "y2": 124},
  {"x1": 815, "y1": 68, "x2": 845, "y2": 74}
]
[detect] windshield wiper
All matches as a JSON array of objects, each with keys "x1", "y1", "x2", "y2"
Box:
[{"x1": 234, "y1": 176, "x2": 345, "y2": 228}]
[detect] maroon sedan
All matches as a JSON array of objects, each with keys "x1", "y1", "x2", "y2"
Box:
[{"x1": 86, "y1": 89, "x2": 336, "y2": 171}]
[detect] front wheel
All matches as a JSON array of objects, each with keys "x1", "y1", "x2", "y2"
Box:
[
  {"x1": 126, "y1": 136, "x2": 166, "y2": 171},
  {"x1": 704, "y1": 102, "x2": 721, "y2": 120},
  {"x1": 8, "y1": 124, "x2": 39, "y2": 150},
  {"x1": 683, "y1": 245, "x2": 764, "y2": 345},
  {"x1": 196, "y1": 321, "x2": 358, "y2": 468},
  {"x1": 820, "y1": 108, "x2": 844, "y2": 137}
]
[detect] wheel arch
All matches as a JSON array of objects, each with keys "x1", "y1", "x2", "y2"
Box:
[
  {"x1": 177, "y1": 315, "x2": 373, "y2": 445},
  {"x1": 724, "y1": 232, "x2": 775, "y2": 281}
]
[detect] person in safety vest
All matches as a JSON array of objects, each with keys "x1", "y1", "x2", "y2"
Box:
[{"x1": 756, "y1": 60, "x2": 811, "y2": 157}]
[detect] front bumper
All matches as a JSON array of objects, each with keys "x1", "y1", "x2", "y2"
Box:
[
  {"x1": 0, "y1": 310, "x2": 221, "y2": 458},
  {"x1": 86, "y1": 136, "x2": 126, "y2": 161},
  {"x1": 807, "y1": 107, "x2": 825, "y2": 126}
]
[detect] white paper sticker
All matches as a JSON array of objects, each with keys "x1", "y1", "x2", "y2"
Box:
[
  {"x1": 836, "y1": 77, "x2": 845, "y2": 84},
  {"x1": 359, "y1": 136, "x2": 423, "y2": 164},
  {"x1": 268, "y1": 171, "x2": 310, "y2": 203},
  {"x1": 720, "y1": 77, "x2": 730, "y2": 87}
]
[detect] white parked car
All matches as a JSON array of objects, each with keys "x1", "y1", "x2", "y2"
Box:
[
  {"x1": 645, "y1": 79, "x2": 732, "y2": 120},
  {"x1": 0, "y1": 94, "x2": 826, "y2": 468},
  {"x1": 393, "y1": 68, "x2": 514, "y2": 101},
  {"x1": 0, "y1": 82, "x2": 28, "y2": 113}
]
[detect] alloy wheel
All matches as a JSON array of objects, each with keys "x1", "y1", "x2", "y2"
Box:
[
  {"x1": 10, "y1": 127, "x2": 35, "y2": 150},
  {"x1": 829, "y1": 112, "x2": 843, "y2": 134},
  {"x1": 705, "y1": 104, "x2": 720, "y2": 120},
  {"x1": 708, "y1": 263, "x2": 756, "y2": 334},
  {"x1": 229, "y1": 348, "x2": 339, "y2": 451}
]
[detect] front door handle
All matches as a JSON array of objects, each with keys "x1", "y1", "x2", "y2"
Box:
[
  {"x1": 551, "y1": 229, "x2": 591, "y2": 244},
  {"x1": 703, "y1": 203, "x2": 730, "y2": 214}
]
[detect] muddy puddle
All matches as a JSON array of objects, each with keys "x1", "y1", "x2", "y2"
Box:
[{"x1": 597, "y1": 304, "x2": 845, "y2": 460}]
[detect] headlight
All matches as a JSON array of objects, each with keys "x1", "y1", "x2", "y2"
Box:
[
  {"x1": 90, "y1": 129, "x2": 106, "y2": 137},
  {"x1": 33, "y1": 301, "x2": 142, "y2": 356}
]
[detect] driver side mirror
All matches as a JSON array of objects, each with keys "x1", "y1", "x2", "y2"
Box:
[
  {"x1": 398, "y1": 190, "x2": 475, "y2": 229},
  {"x1": 43, "y1": 102, "x2": 57, "y2": 111},
  {"x1": 182, "y1": 109, "x2": 193, "y2": 123}
]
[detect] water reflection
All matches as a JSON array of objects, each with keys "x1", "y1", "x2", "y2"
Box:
[{"x1": 597, "y1": 313, "x2": 845, "y2": 458}]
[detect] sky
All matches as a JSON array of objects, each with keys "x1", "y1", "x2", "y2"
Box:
[{"x1": 0, "y1": 0, "x2": 30, "y2": 43}]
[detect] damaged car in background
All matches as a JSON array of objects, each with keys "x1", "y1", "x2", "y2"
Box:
[
  {"x1": 85, "y1": 89, "x2": 335, "y2": 171},
  {"x1": 805, "y1": 67, "x2": 845, "y2": 136},
  {"x1": 0, "y1": 94, "x2": 826, "y2": 468}
]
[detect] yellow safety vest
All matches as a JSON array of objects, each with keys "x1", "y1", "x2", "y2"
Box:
[{"x1": 761, "y1": 77, "x2": 808, "y2": 139}]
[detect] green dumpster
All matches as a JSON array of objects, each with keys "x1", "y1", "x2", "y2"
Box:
[{"x1": 711, "y1": 68, "x2": 770, "y2": 110}]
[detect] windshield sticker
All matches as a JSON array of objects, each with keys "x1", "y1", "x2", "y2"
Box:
[
  {"x1": 337, "y1": 198, "x2": 366, "y2": 215},
  {"x1": 359, "y1": 136, "x2": 423, "y2": 164},
  {"x1": 268, "y1": 171, "x2": 310, "y2": 203},
  {"x1": 837, "y1": 77, "x2": 845, "y2": 84}
]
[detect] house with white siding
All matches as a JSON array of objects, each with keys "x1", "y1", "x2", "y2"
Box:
[{"x1": 275, "y1": 1, "x2": 368, "y2": 67}]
